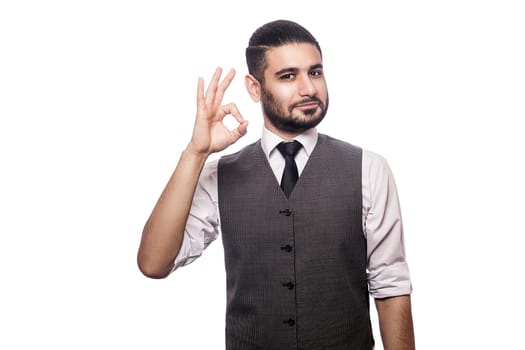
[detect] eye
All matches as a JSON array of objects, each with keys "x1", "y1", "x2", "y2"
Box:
[
  {"x1": 310, "y1": 69, "x2": 323, "y2": 77},
  {"x1": 279, "y1": 73, "x2": 295, "y2": 80}
]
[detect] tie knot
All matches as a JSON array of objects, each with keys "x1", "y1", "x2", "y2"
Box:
[{"x1": 277, "y1": 140, "x2": 302, "y2": 158}]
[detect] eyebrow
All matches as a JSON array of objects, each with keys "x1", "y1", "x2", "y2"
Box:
[{"x1": 274, "y1": 63, "x2": 324, "y2": 76}]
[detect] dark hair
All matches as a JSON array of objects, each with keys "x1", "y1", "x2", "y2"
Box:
[{"x1": 245, "y1": 20, "x2": 322, "y2": 83}]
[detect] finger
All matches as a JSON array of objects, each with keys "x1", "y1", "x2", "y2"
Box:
[
  {"x1": 205, "y1": 67, "x2": 223, "y2": 107},
  {"x1": 234, "y1": 120, "x2": 249, "y2": 138},
  {"x1": 213, "y1": 68, "x2": 236, "y2": 107},
  {"x1": 196, "y1": 77, "x2": 205, "y2": 112},
  {"x1": 196, "y1": 77, "x2": 211, "y2": 122},
  {"x1": 220, "y1": 103, "x2": 245, "y2": 124},
  {"x1": 220, "y1": 103, "x2": 249, "y2": 140}
]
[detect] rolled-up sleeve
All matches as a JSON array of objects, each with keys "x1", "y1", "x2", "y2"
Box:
[
  {"x1": 363, "y1": 150, "x2": 412, "y2": 298},
  {"x1": 172, "y1": 159, "x2": 221, "y2": 270}
]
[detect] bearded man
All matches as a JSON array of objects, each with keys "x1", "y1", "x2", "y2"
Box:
[{"x1": 138, "y1": 19, "x2": 415, "y2": 350}]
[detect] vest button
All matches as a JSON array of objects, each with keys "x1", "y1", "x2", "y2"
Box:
[
  {"x1": 282, "y1": 281, "x2": 295, "y2": 290},
  {"x1": 283, "y1": 318, "x2": 295, "y2": 326},
  {"x1": 280, "y1": 244, "x2": 293, "y2": 252},
  {"x1": 279, "y1": 209, "x2": 293, "y2": 216}
]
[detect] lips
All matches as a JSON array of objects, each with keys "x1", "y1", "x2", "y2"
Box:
[
  {"x1": 295, "y1": 102, "x2": 319, "y2": 108},
  {"x1": 293, "y1": 98, "x2": 321, "y2": 110}
]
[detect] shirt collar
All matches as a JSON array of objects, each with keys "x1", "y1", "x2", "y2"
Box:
[{"x1": 261, "y1": 126, "x2": 318, "y2": 159}]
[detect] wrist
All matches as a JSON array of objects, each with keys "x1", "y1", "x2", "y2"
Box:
[{"x1": 184, "y1": 142, "x2": 211, "y2": 161}]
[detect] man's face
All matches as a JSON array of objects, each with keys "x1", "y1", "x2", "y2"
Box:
[{"x1": 260, "y1": 43, "x2": 329, "y2": 134}]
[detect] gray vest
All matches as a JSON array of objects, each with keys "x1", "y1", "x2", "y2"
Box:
[{"x1": 218, "y1": 134, "x2": 373, "y2": 349}]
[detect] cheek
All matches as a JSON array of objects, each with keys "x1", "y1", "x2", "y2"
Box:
[
  {"x1": 315, "y1": 81, "x2": 328, "y2": 98},
  {"x1": 272, "y1": 86, "x2": 295, "y2": 104}
]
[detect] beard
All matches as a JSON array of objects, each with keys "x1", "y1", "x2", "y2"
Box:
[{"x1": 261, "y1": 86, "x2": 329, "y2": 134}]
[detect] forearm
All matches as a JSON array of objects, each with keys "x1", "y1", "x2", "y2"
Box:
[
  {"x1": 375, "y1": 295, "x2": 415, "y2": 350},
  {"x1": 137, "y1": 145, "x2": 208, "y2": 278}
]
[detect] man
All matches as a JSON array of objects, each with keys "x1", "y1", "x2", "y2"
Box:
[{"x1": 138, "y1": 20, "x2": 415, "y2": 349}]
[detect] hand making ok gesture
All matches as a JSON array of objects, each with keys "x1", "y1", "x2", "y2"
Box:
[{"x1": 189, "y1": 67, "x2": 248, "y2": 156}]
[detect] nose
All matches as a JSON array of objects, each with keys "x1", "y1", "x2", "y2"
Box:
[{"x1": 297, "y1": 74, "x2": 316, "y2": 97}]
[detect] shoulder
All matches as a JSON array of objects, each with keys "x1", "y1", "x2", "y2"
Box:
[
  {"x1": 202, "y1": 158, "x2": 219, "y2": 176},
  {"x1": 319, "y1": 133, "x2": 393, "y2": 176},
  {"x1": 196, "y1": 158, "x2": 219, "y2": 189},
  {"x1": 362, "y1": 148, "x2": 396, "y2": 187},
  {"x1": 318, "y1": 134, "x2": 362, "y2": 151},
  {"x1": 318, "y1": 133, "x2": 362, "y2": 155},
  {"x1": 363, "y1": 148, "x2": 389, "y2": 166},
  {"x1": 219, "y1": 140, "x2": 262, "y2": 166}
]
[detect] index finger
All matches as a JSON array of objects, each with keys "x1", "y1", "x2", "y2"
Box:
[
  {"x1": 213, "y1": 68, "x2": 236, "y2": 107},
  {"x1": 205, "y1": 67, "x2": 224, "y2": 107}
]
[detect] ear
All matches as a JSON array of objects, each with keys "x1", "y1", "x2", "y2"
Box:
[{"x1": 245, "y1": 74, "x2": 261, "y2": 102}]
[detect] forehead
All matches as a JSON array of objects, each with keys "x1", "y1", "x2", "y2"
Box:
[{"x1": 265, "y1": 43, "x2": 322, "y2": 72}]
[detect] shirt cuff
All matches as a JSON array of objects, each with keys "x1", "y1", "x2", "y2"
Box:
[{"x1": 368, "y1": 261, "x2": 413, "y2": 299}]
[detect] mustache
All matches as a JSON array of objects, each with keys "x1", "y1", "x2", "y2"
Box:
[{"x1": 289, "y1": 97, "x2": 323, "y2": 110}]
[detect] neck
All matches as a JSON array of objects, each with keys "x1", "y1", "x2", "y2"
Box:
[{"x1": 263, "y1": 120, "x2": 304, "y2": 141}]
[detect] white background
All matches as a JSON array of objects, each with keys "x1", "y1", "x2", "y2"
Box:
[{"x1": 1, "y1": 1, "x2": 524, "y2": 349}]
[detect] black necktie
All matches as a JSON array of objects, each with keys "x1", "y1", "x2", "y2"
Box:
[{"x1": 277, "y1": 140, "x2": 302, "y2": 197}]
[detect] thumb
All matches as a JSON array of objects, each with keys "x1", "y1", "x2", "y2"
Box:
[{"x1": 232, "y1": 120, "x2": 249, "y2": 140}]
